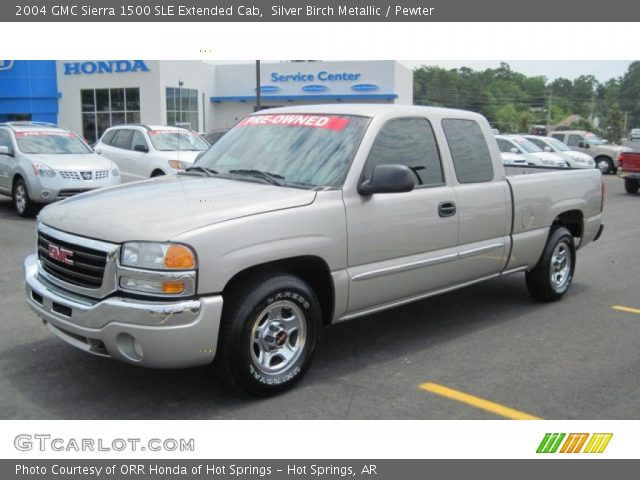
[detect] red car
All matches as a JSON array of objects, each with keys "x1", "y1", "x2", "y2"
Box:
[{"x1": 618, "y1": 151, "x2": 640, "y2": 194}]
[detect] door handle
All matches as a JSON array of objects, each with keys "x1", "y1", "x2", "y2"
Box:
[{"x1": 438, "y1": 201, "x2": 457, "y2": 218}]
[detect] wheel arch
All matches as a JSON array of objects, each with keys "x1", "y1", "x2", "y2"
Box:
[{"x1": 222, "y1": 255, "x2": 335, "y2": 327}]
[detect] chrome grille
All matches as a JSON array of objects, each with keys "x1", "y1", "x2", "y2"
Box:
[
  {"x1": 37, "y1": 231, "x2": 107, "y2": 289},
  {"x1": 57, "y1": 170, "x2": 110, "y2": 181}
]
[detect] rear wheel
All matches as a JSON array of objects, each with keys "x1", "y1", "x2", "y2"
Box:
[
  {"x1": 215, "y1": 272, "x2": 321, "y2": 396},
  {"x1": 13, "y1": 179, "x2": 38, "y2": 217},
  {"x1": 525, "y1": 227, "x2": 576, "y2": 302},
  {"x1": 595, "y1": 157, "x2": 613, "y2": 174},
  {"x1": 624, "y1": 178, "x2": 639, "y2": 194}
]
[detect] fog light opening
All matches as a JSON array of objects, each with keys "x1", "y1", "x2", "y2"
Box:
[{"x1": 115, "y1": 333, "x2": 143, "y2": 362}]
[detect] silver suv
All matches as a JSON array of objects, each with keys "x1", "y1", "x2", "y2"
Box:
[
  {"x1": 0, "y1": 122, "x2": 121, "y2": 216},
  {"x1": 95, "y1": 125, "x2": 209, "y2": 182}
]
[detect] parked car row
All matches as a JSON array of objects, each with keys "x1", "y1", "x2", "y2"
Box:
[
  {"x1": 0, "y1": 121, "x2": 232, "y2": 216},
  {"x1": 0, "y1": 122, "x2": 121, "y2": 216},
  {"x1": 495, "y1": 129, "x2": 631, "y2": 173}
]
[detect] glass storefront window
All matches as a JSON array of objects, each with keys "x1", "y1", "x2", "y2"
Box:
[
  {"x1": 166, "y1": 87, "x2": 199, "y2": 131},
  {"x1": 81, "y1": 87, "x2": 140, "y2": 144}
]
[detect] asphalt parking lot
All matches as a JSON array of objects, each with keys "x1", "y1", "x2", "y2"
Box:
[{"x1": 0, "y1": 174, "x2": 638, "y2": 420}]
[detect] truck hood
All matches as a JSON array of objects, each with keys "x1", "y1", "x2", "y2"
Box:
[
  {"x1": 30, "y1": 153, "x2": 114, "y2": 170},
  {"x1": 38, "y1": 175, "x2": 317, "y2": 243}
]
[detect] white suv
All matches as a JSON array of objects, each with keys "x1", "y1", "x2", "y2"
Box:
[
  {"x1": 95, "y1": 125, "x2": 210, "y2": 182},
  {"x1": 0, "y1": 122, "x2": 121, "y2": 216}
]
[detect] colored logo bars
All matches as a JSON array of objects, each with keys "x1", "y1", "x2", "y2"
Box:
[{"x1": 537, "y1": 433, "x2": 613, "y2": 454}]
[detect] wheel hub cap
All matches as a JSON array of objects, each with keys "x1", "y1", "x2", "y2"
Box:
[
  {"x1": 550, "y1": 241, "x2": 572, "y2": 291},
  {"x1": 250, "y1": 300, "x2": 306, "y2": 375}
]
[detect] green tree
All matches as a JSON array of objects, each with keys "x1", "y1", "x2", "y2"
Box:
[{"x1": 603, "y1": 105, "x2": 624, "y2": 144}]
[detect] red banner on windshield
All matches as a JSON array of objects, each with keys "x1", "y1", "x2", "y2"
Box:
[
  {"x1": 238, "y1": 114, "x2": 350, "y2": 131},
  {"x1": 15, "y1": 131, "x2": 73, "y2": 138}
]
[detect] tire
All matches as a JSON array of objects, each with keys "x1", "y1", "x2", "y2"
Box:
[
  {"x1": 595, "y1": 157, "x2": 613, "y2": 174},
  {"x1": 151, "y1": 170, "x2": 165, "y2": 177},
  {"x1": 13, "y1": 179, "x2": 38, "y2": 217},
  {"x1": 624, "y1": 178, "x2": 640, "y2": 194},
  {"x1": 215, "y1": 272, "x2": 321, "y2": 396},
  {"x1": 525, "y1": 227, "x2": 576, "y2": 302}
]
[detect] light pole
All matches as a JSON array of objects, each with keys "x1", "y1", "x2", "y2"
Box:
[{"x1": 255, "y1": 60, "x2": 261, "y2": 112}]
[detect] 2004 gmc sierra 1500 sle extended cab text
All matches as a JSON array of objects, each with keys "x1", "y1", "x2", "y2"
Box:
[{"x1": 23, "y1": 105, "x2": 605, "y2": 396}]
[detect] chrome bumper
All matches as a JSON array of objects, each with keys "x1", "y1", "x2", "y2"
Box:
[{"x1": 24, "y1": 254, "x2": 223, "y2": 368}]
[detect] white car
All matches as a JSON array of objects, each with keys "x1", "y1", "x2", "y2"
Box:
[
  {"x1": 0, "y1": 122, "x2": 120, "y2": 217},
  {"x1": 95, "y1": 125, "x2": 210, "y2": 182},
  {"x1": 524, "y1": 135, "x2": 595, "y2": 169},
  {"x1": 495, "y1": 134, "x2": 567, "y2": 167}
]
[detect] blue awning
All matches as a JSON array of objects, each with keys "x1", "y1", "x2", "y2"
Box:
[{"x1": 210, "y1": 93, "x2": 398, "y2": 103}]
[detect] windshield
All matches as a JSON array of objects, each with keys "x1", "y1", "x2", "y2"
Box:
[
  {"x1": 546, "y1": 138, "x2": 571, "y2": 151},
  {"x1": 585, "y1": 135, "x2": 606, "y2": 146},
  {"x1": 511, "y1": 137, "x2": 543, "y2": 153},
  {"x1": 194, "y1": 114, "x2": 370, "y2": 189},
  {"x1": 148, "y1": 130, "x2": 209, "y2": 151},
  {"x1": 15, "y1": 131, "x2": 92, "y2": 154}
]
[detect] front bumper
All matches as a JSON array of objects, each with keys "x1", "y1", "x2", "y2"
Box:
[
  {"x1": 24, "y1": 254, "x2": 223, "y2": 368},
  {"x1": 30, "y1": 175, "x2": 121, "y2": 203}
]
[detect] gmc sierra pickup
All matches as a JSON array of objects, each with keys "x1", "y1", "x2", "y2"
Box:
[{"x1": 24, "y1": 105, "x2": 605, "y2": 396}]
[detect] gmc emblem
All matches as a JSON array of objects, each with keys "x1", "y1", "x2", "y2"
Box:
[{"x1": 48, "y1": 244, "x2": 74, "y2": 265}]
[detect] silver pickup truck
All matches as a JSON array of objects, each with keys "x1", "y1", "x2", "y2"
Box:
[{"x1": 24, "y1": 105, "x2": 604, "y2": 396}]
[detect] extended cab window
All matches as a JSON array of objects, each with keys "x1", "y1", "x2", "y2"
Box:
[
  {"x1": 113, "y1": 129, "x2": 133, "y2": 150},
  {"x1": 443, "y1": 119, "x2": 494, "y2": 183},
  {"x1": 362, "y1": 117, "x2": 444, "y2": 187}
]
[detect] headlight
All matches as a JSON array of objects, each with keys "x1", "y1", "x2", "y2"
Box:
[
  {"x1": 121, "y1": 242, "x2": 196, "y2": 270},
  {"x1": 168, "y1": 160, "x2": 188, "y2": 170},
  {"x1": 541, "y1": 158, "x2": 556, "y2": 166},
  {"x1": 119, "y1": 242, "x2": 197, "y2": 296},
  {"x1": 32, "y1": 163, "x2": 56, "y2": 178}
]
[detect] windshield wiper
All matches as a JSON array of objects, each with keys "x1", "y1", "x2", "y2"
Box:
[
  {"x1": 228, "y1": 169, "x2": 285, "y2": 186},
  {"x1": 182, "y1": 166, "x2": 219, "y2": 177}
]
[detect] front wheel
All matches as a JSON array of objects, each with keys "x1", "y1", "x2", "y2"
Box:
[
  {"x1": 624, "y1": 178, "x2": 639, "y2": 194},
  {"x1": 525, "y1": 227, "x2": 576, "y2": 302},
  {"x1": 215, "y1": 273, "x2": 321, "y2": 396},
  {"x1": 13, "y1": 179, "x2": 38, "y2": 217}
]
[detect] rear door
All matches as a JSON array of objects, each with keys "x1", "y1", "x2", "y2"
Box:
[
  {"x1": 126, "y1": 130, "x2": 153, "y2": 179},
  {"x1": 442, "y1": 118, "x2": 511, "y2": 282},
  {"x1": 344, "y1": 116, "x2": 460, "y2": 314},
  {"x1": 109, "y1": 129, "x2": 136, "y2": 181}
]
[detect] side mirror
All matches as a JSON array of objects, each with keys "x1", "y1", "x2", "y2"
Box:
[
  {"x1": 544, "y1": 146, "x2": 552, "y2": 152},
  {"x1": 510, "y1": 147, "x2": 519, "y2": 154},
  {"x1": 0, "y1": 146, "x2": 12, "y2": 156},
  {"x1": 358, "y1": 164, "x2": 415, "y2": 196},
  {"x1": 133, "y1": 144, "x2": 149, "y2": 153}
]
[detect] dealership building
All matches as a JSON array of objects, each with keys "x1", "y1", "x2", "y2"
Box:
[{"x1": 0, "y1": 60, "x2": 413, "y2": 143}]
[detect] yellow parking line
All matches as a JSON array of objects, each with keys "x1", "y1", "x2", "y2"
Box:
[
  {"x1": 612, "y1": 305, "x2": 640, "y2": 315},
  {"x1": 419, "y1": 382, "x2": 542, "y2": 420}
]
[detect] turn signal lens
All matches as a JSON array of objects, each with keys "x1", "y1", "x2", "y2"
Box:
[
  {"x1": 164, "y1": 245, "x2": 196, "y2": 269},
  {"x1": 162, "y1": 281, "x2": 186, "y2": 294}
]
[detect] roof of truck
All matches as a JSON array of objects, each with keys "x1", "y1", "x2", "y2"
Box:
[{"x1": 249, "y1": 103, "x2": 487, "y2": 121}]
